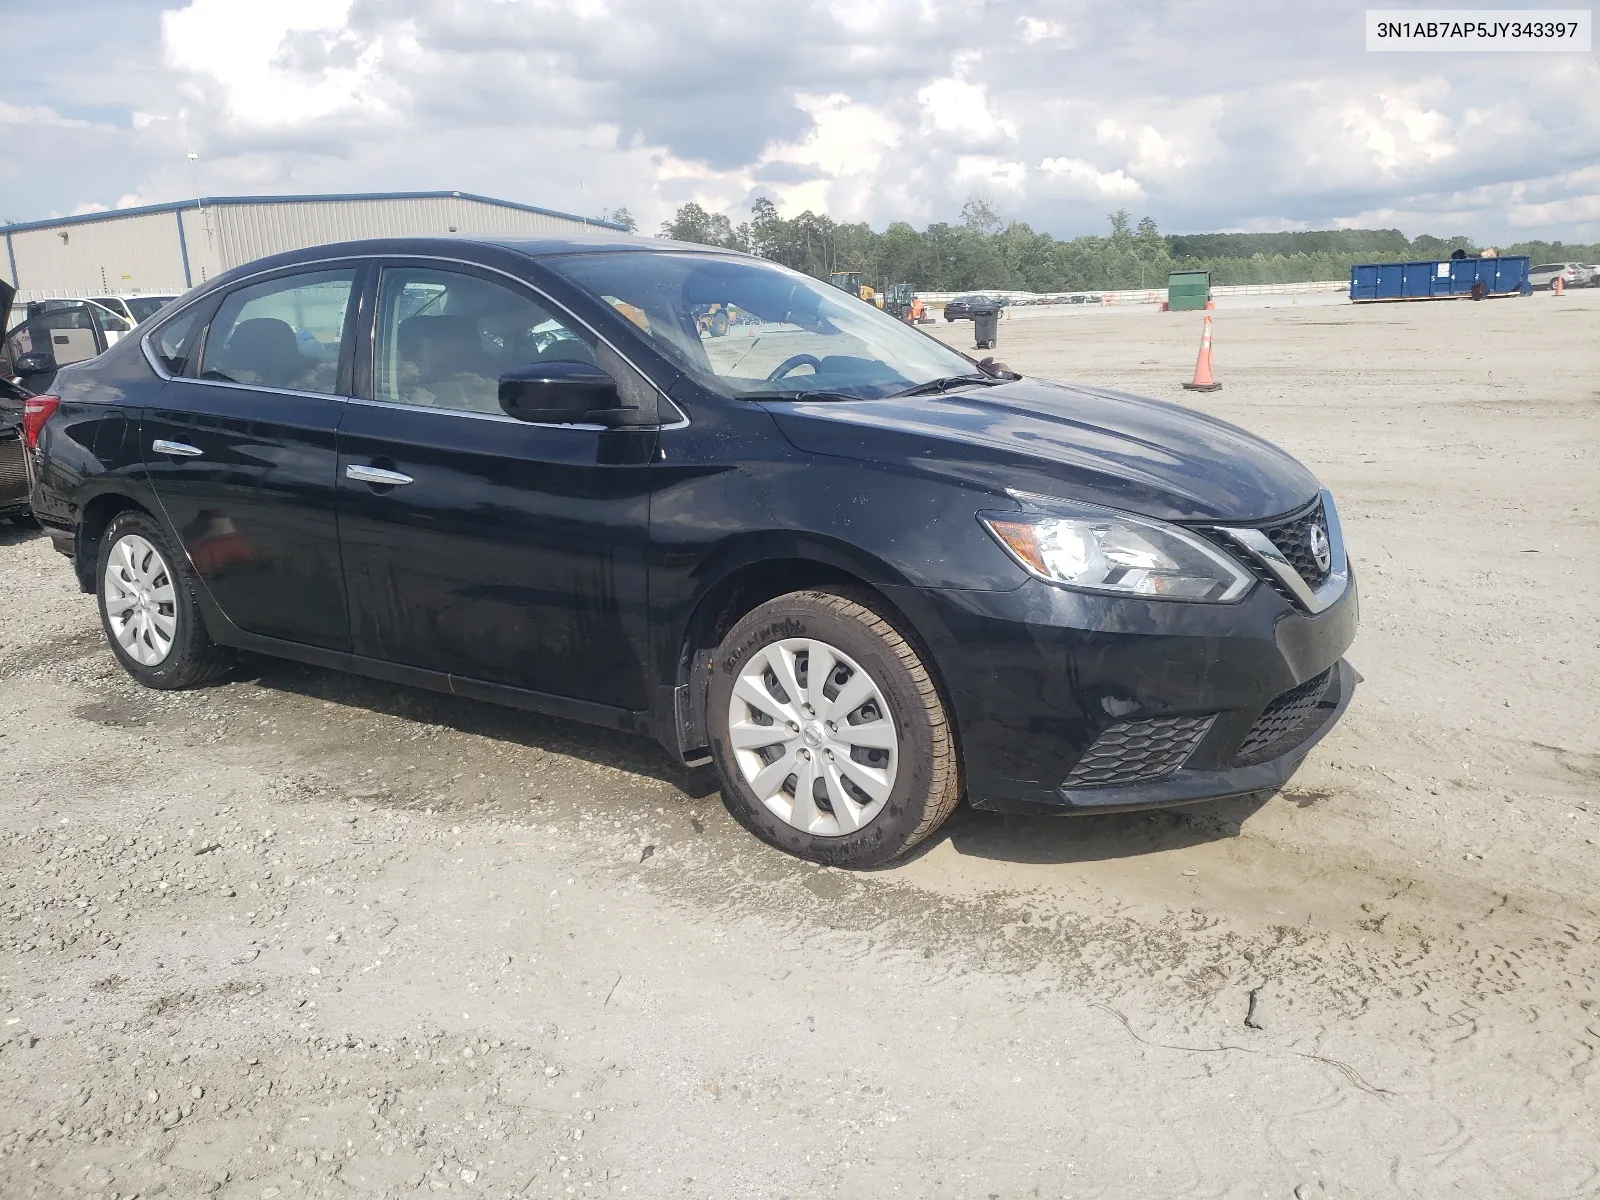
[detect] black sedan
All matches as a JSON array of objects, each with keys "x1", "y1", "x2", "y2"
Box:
[
  {"x1": 25, "y1": 235, "x2": 1357, "y2": 867},
  {"x1": 942, "y1": 294, "x2": 1006, "y2": 321}
]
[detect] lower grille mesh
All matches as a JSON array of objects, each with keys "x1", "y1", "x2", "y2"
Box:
[
  {"x1": 1064, "y1": 714, "x2": 1215, "y2": 788},
  {"x1": 1233, "y1": 669, "x2": 1335, "y2": 766},
  {"x1": 0, "y1": 438, "x2": 26, "y2": 496}
]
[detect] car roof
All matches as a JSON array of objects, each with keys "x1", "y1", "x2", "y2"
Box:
[
  {"x1": 292, "y1": 232, "x2": 728, "y2": 259},
  {"x1": 481, "y1": 233, "x2": 728, "y2": 257},
  {"x1": 179, "y1": 233, "x2": 745, "y2": 298}
]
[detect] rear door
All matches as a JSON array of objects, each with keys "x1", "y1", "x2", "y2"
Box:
[
  {"x1": 335, "y1": 260, "x2": 658, "y2": 709},
  {"x1": 141, "y1": 264, "x2": 363, "y2": 650}
]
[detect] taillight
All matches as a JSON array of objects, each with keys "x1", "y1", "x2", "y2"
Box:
[{"x1": 21, "y1": 395, "x2": 61, "y2": 451}]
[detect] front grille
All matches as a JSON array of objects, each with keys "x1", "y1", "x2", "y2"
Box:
[
  {"x1": 1259, "y1": 499, "x2": 1331, "y2": 588},
  {"x1": 0, "y1": 437, "x2": 26, "y2": 498},
  {"x1": 1063, "y1": 714, "x2": 1215, "y2": 788},
  {"x1": 1232, "y1": 668, "x2": 1335, "y2": 766}
]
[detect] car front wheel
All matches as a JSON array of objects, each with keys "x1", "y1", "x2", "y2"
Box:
[
  {"x1": 708, "y1": 588, "x2": 961, "y2": 867},
  {"x1": 96, "y1": 509, "x2": 233, "y2": 690}
]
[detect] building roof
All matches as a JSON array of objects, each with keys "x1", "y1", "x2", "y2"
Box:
[
  {"x1": 1, "y1": 190, "x2": 628, "y2": 235},
  {"x1": 482, "y1": 233, "x2": 723, "y2": 257}
]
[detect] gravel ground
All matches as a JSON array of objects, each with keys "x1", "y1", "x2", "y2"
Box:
[{"x1": 1, "y1": 290, "x2": 1596, "y2": 1199}]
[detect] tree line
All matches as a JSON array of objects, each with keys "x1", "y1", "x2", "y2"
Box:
[{"x1": 604, "y1": 199, "x2": 1600, "y2": 292}]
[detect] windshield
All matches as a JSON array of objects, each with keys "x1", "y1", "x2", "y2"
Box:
[
  {"x1": 126, "y1": 296, "x2": 174, "y2": 322},
  {"x1": 544, "y1": 251, "x2": 976, "y2": 399}
]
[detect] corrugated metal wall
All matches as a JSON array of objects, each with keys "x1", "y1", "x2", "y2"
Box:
[
  {"x1": 8, "y1": 195, "x2": 607, "y2": 301},
  {"x1": 212, "y1": 196, "x2": 598, "y2": 269},
  {"x1": 8, "y1": 210, "x2": 189, "y2": 299},
  {"x1": 176, "y1": 206, "x2": 224, "y2": 287}
]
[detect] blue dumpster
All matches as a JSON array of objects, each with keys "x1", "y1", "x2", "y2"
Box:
[{"x1": 1350, "y1": 256, "x2": 1531, "y2": 302}]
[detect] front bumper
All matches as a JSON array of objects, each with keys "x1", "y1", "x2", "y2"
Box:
[
  {"x1": 1033, "y1": 658, "x2": 1356, "y2": 814},
  {"x1": 884, "y1": 564, "x2": 1360, "y2": 814}
]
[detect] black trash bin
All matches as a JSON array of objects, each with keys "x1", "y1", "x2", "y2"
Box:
[{"x1": 971, "y1": 304, "x2": 999, "y2": 350}]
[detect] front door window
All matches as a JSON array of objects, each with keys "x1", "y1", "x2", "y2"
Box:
[{"x1": 372, "y1": 265, "x2": 596, "y2": 415}]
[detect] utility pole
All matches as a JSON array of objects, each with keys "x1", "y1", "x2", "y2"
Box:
[{"x1": 189, "y1": 150, "x2": 217, "y2": 278}]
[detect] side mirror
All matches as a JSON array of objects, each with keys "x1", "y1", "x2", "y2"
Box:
[
  {"x1": 15, "y1": 351, "x2": 57, "y2": 377},
  {"x1": 499, "y1": 361, "x2": 622, "y2": 425}
]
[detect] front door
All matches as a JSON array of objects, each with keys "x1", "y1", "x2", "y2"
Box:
[
  {"x1": 335, "y1": 261, "x2": 658, "y2": 710},
  {"x1": 141, "y1": 265, "x2": 360, "y2": 650},
  {"x1": 3, "y1": 299, "x2": 110, "y2": 391}
]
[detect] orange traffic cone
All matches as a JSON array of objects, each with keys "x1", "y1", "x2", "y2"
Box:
[
  {"x1": 1554, "y1": 275, "x2": 1565, "y2": 297},
  {"x1": 1182, "y1": 313, "x2": 1222, "y2": 392}
]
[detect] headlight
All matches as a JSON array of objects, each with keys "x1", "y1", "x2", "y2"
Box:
[{"x1": 979, "y1": 500, "x2": 1254, "y2": 602}]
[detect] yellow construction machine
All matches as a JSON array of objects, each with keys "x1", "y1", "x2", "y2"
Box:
[
  {"x1": 828, "y1": 271, "x2": 883, "y2": 308},
  {"x1": 695, "y1": 302, "x2": 735, "y2": 337}
]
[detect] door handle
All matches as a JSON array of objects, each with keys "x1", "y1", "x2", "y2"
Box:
[
  {"x1": 346, "y1": 463, "x2": 414, "y2": 487},
  {"x1": 152, "y1": 439, "x2": 204, "y2": 458}
]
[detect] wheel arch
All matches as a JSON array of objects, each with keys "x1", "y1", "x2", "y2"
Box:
[
  {"x1": 75, "y1": 492, "x2": 155, "y2": 592},
  {"x1": 667, "y1": 537, "x2": 957, "y2": 764}
]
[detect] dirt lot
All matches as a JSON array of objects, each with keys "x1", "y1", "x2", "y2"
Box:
[{"x1": 2, "y1": 290, "x2": 1596, "y2": 1199}]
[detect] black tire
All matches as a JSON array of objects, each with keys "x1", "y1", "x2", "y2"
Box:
[
  {"x1": 708, "y1": 588, "x2": 961, "y2": 868},
  {"x1": 95, "y1": 509, "x2": 233, "y2": 690}
]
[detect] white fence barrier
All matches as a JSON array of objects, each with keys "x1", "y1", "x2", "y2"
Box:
[{"x1": 919, "y1": 280, "x2": 1348, "y2": 307}]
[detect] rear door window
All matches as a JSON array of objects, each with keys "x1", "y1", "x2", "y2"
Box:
[{"x1": 199, "y1": 269, "x2": 357, "y2": 395}]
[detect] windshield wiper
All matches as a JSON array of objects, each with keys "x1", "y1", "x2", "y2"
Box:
[
  {"x1": 750, "y1": 389, "x2": 868, "y2": 403},
  {"x1": 890, "y1": 373, "x2": 1010, "y2": 398}
]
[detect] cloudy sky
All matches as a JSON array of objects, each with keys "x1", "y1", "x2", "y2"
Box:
[{"x1": 2, "y1": 0, "x2": 1596, "y2": 243}]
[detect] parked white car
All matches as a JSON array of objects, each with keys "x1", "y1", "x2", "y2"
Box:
[
  {"x1": 88, "y1": 293, "x2": 179, "y2": 324},
  {"x1": 1527, "y1": 262, "x2": 1588, "y2": 290}
]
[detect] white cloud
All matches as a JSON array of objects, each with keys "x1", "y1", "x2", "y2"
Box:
[
  {"x1": 1039, "y1": 157, "x2": 1142, "y2": 199},
  {"x1": 161, "y1": 0, "x2": 391, "y2": 127},
  {"x1": 918, "y1": 73, "x2": 1017, "y2": 144},
  {"x1": 1017, "y1": 16, "x2": 1073, "y2": 44},
  {"x1": 954, "y1": 156, "x2": 1027, "y2": 191},
  {"x1": 0, "y1": 100, "x2": 96, "y2": 131},
  {"x1": 1340, "y1": 89, "x2": 1457, "y2": 173},
  {"x1": 2, "y1": 0, "x2": 1596, "y2": 244}
]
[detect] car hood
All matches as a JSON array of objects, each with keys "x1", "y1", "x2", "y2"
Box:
[{"x1": 761, "y1": 377, "x2": 1322, "y2": 523}]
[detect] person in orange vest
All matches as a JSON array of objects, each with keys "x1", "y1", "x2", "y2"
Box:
[{"x1": 908, "y1": 296, "x2": 925, "y2": 322}]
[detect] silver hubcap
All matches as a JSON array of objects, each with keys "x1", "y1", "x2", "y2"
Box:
[
  {"x1": 727, "y1": 637, "x2": 899, "y2": 836},
  {"x1": 103, "y1": 534, "x2": 177, "y2": 666}
]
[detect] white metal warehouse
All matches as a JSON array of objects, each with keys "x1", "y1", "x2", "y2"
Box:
[{"x1": 2, "y1": 191, "x2": 626, "y2": 301}]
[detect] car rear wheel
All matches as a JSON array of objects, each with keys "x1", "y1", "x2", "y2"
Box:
[
  {"x1": 96, "y1": 510, "x2": 233, "y2": 690},
  {"x1": 708, "y1": 588, "x2": 961, "y2": 867}
]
